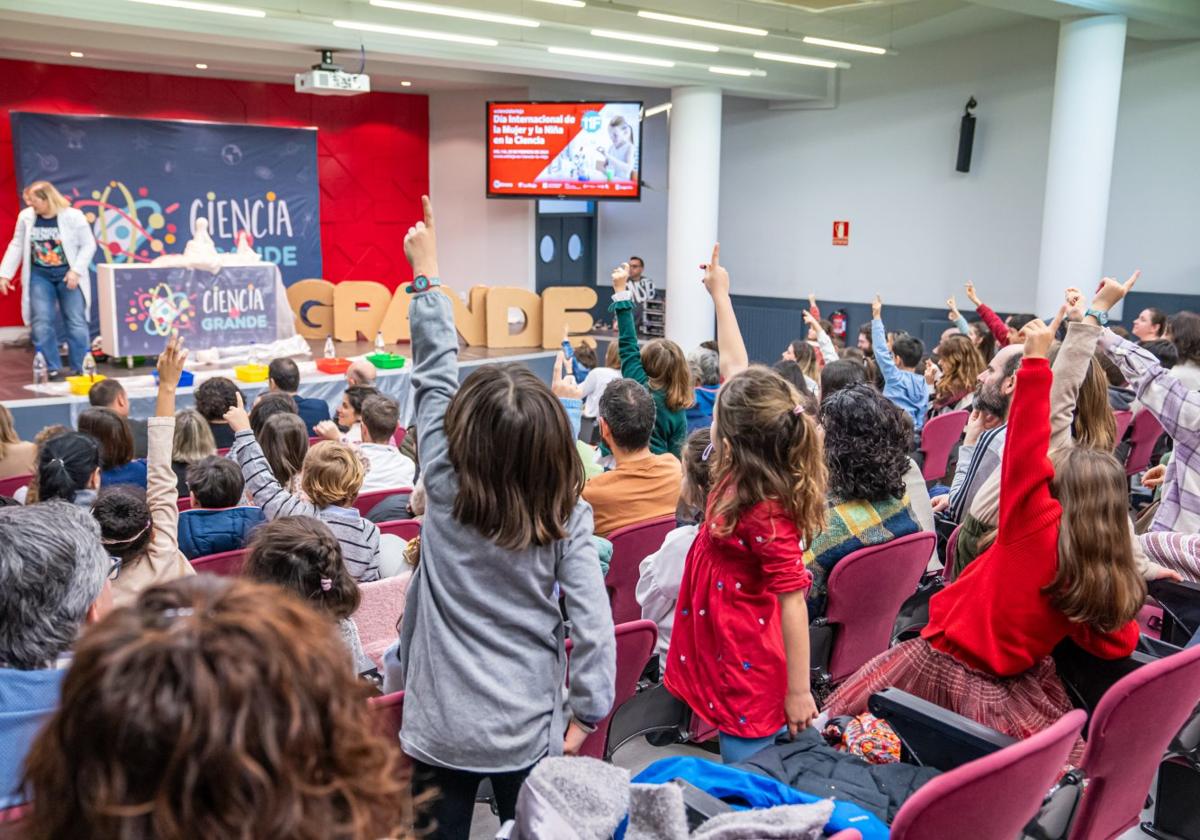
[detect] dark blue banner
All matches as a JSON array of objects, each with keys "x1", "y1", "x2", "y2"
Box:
[{"x1": 10, "y1": 112, "x2": 321, "y2": 287}]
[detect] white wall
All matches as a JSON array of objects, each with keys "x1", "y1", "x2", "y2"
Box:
[
  {"x1": 717, "y1": 20, "x2": 1200, "y2": 311},
  {"x1": 1104, "y1": 38, "x2": 1200, "y2": 296},
  {"x1": 429, "y1": 88, "x2": 535, "y2": 289},
  {"x1": 718, "y1": 21, "x2": 1059, "y2": 311},
  {"x1": 595, "y1": 106, "x2": 669, "y2": 285}
]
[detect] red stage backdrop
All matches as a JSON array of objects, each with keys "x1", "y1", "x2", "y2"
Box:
[{"x1": 0, "y1": 59, "x2": 429, "y2": 328}]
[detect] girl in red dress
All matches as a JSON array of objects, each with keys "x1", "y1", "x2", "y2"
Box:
[
  {"x1": 823, "y1": 299, "x2": 1145, "y2": 764},
  {"x1": 664, "y1": 365, "x2": 828, "y2": 763}
]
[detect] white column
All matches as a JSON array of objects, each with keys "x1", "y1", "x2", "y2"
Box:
[
  {"x1": 664, "y1": 86, "x2": 722, "y2": 350},
  {"x1": 1035, "y1": 15, "x2": 1127, "y2": 319}
]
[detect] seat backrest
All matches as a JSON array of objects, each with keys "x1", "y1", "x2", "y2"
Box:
[
  {"x1": 605, "y1": 516, "x2": 677, "y2": 625},
  {"x1": 943, "y1": 524, "x2": 962, "y2": 584},
  {"x1": 1125, "y1": 411, "x2": 1164, "y2": 476},
  {"x1": 825, "y1": 532, "x2": 936, "y2": 683},
  {"x1": 190, "y1": 548, "x2": 246, "y2": 576},
  {"x1": 1112, "y1": 409, "x2": 1133, "y2": 443},
  {"x1": 352, "y1": 487, "x2": 412, "y2": 517},
  {"x1": 0, "y1": 474, "x2": 31, "y2": 499},
  {"x1": 354, "y1": 575, "x2": 411, "y2": 669},
  {"x1": 890, "y1": 709, "x2": 1086, "y2": 840},
  {"x1": 1069, "y1": 644, "x2": 1200, "y2": 840},
  {"x1": 368, "y1": 690, "x2": 405, "y2": 739},
  {"x1": 377, "y1": 519, "x2": 421, "y2": 541},
  {"x1": 393, "y1": 426, "x2": 406, "y2": 448},
  {"x1": 565, "y1": 619, "x2": 657, "y2": 760},
  {"x1": 920, "y1": 410, "x2": 969, "y2": 481}
]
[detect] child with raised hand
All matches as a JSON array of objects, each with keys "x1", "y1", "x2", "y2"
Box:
[
  {"x1": 93, "y1": 334, "x2": 195, "y2": 608},
  {"x1": 611, "y1": 261, "x2": 693, "y2": 457},
  {"x1": 388, "y1": 197, "x2": 615, "y2": 840},
  {"x1": 870, "y1": 294, "x2": 929, "y2": 433},
  {"x1": 224, "y1": 397, "x2": 381, "y2": 583},
  {"x1": 665, "y1": 252, "x2": 827, "y2": 764},
  {"x1": 824, "y1": 310, "x2": 1145, "y2": 764}
]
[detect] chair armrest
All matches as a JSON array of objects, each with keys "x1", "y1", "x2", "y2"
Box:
[
  {"x1": 868, "y1": 688, "x2": 1015, "y2": 771},
  {"x1": 1147, "y1": 579, "x2": 1200, "y2": 648}
]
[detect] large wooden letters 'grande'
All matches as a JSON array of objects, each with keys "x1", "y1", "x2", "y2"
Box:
[{"x1": 289, "y1": 280, "x2": 596, "y2": 349}]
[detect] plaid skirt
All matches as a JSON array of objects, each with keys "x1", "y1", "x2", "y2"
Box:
[{"x1": 822, "y1": 638, "x2": 1083, "y2": 765}]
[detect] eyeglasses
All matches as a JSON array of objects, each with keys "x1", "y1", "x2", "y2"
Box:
[{"x1": 107, "y1": 555, "x2": 122, "y2": 581}]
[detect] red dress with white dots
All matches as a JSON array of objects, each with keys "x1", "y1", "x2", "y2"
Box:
[{"x1": 663, "y1": 499, "x2": 812, "y2": 738}]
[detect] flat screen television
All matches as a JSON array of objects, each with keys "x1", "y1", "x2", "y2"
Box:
[{"x1": 486, "y1": 100, "x2": 643, "y2": 200}]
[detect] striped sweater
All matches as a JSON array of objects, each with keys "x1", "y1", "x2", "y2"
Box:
[
  {"x1": 803, "y1": 493, "x2": 921, "y2": 616},
  {"x1": 230, "y1": 430, "x2": 381, "y2": 582}
]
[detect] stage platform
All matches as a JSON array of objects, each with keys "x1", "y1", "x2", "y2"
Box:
[{"x1": 0, "y1": 337, "x2": 578, "y2": 440}]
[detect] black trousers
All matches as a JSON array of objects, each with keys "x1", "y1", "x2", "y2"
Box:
[{"x1": 411, "y1": 759, "x2": 533, "y2": 840}]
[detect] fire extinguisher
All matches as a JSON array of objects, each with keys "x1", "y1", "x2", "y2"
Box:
[{"x1": 831, "y1": 308, "x2": 848, "y2": 343}]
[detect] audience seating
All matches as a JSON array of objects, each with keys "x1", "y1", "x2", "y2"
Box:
[
  {"x1": 919, "y1": 410, "x2": 969, "y2": 482},
  {"x1": 887, "y1": 708, "x2": 1087, "y2": 840},
  {"x1": 1113, "y1": 409, "x2": 1134, "y2": 443},
  {"x1": 355, "y1": 576, "x2": 411, "y2": 669},
  {"x1": 352, "y1": 487, "x2": 412, "y2": 517},
  {"x1": 605, "y1": 516, "x2": 677, "y2": 625},
  {"x1": 190, "y1": 548, "x2": 247, "y2": 576},
  {"x1": 369, "y1": 690, "x2": 405, "y2": 740},
  {"x1": 1125, "y1": 411, "x2": 1164, "y2": 476},
  {"x1": 0, "y1": 474, "x2": 30, "y2": 498},
  {"x1": 377, "y1": 519, "x2": 421, "y2": 541},
  {"x1": 565, "y1": 619, "x2": 657, "y2": 760},
  {"x1": 811, "y1": 532, "x2": 936, "y2": 686},
  {"x1": 393, "y1": 427, "x2": 406, "y2": 448},
  {"x1": 1061, "y1": 644, "x2": 1200, "y2": 840}
]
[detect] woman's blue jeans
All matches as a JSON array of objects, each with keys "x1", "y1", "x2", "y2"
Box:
[{"x1": 30, "y1": 270, "x2": 88, "y2": 373}]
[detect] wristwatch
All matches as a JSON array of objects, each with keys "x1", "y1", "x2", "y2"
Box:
[
  {"x1": 1084, "y1": 308, "x2": 1109, "y2": 326},
  {"x1": 406, "y1": 274, "x2": 441, "y2": 294}
]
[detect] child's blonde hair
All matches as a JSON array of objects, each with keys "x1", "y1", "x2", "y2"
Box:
[
  {"x1": 709, "y1": 367, "x2": 826, "y2": 540},
  {"x1": 642, "y1": 339, "x2": 694, "y2": 411},
  {"x1": 301, "y1": 441, "x2": 365, "y2": 508}
]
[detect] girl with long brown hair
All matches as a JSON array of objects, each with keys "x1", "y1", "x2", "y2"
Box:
[
  {"x1": 928, "y1": 334, "x2": 986, "y2": 415},
  {"x1": 664, "y1": 249, "x2": 828, "y2": 765},
  {"x1": 824, "y1": 306, "x2": 1144, "y2": 765},
  {"x1": 20, "y1": 575, "x2": 412, "y2": 840}
]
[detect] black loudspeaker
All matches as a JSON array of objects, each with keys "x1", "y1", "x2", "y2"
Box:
[{"x1": 956, "y1": 96, "x2": 977, "y2": 173}]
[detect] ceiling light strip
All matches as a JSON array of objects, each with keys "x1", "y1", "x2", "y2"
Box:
[
  {"x1": 590, "y1": 28, "x2": 719, "y2": 53},
  {"x1": 530, "y1": 0, "x2": 585, "y2": 6},
  {"x1": 547, "y1": 46, "x2": 674, "y2": 68},
  {"x1": 332, "y1": 19, "x2": 499, "y2": 46},
  {"x1": 753, "y1": 50, "x2": 838, "y2": 69},
  {"x1": 125, "y1": 0, "x2": 266, "y2": 17},
  {"x1": 636, "y1": 10, "x2": 767, "y2": 37},
  {"x1": 708, "y1": 66, "x2": 764, "y2": 77},
  {"x1": 368, "y1": 0, "x2": 539, "y2": 28},
  {"x1": 802, "y1": 36, "x2": 886, "y2": 55}
]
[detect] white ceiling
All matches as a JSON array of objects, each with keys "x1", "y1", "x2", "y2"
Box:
[{"x1": 0, "y1": 0, "x2": 1195, "y2": 100}]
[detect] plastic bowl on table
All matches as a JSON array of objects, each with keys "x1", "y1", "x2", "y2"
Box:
[
  {"x1": 67, "y1": 374, "x2": 107, "y2": 396},
  {"x1": 366, "y1": 353, "x2": 406, "y2": 369},
  {"x1": 316, "y1": 357, "x2": 352, "y2": 375},
  {"x1": 152, "y1": 369, "x2": 195, "y2": 388},
  {"x1": 234, "y1": 363, "x2": 270, "y2": 383}
]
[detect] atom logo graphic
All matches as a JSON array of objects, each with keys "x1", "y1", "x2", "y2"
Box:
[
  {"x1": 74, "y1": 181, "x2": 179, "y2": 265},
  {"x1": 125, "y1": 283, "x2": 194, "y2": 337}
]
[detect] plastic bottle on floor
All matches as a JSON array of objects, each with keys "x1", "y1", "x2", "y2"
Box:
[{"x1": 32, "y1": 351, "x2": 47, "y2": 385}]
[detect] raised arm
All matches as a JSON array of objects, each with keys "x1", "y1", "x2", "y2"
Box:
[
  {"x1": 995, "y1": 313, "x2": 1062, "y2": 544},
  {"x1": 947, "y1": 295, "x2": 970, "y2": 336},
  {"x1": 701, "y1": 243, "x2": 748, "y2": 380},
  {"x1": 870, "y1": 295, "x2": 900, "y2": 386},
  {"x1": 808, "y1": 292, "x2": 821, "y2": 321},
  {"x1": 965, "y1": 282, "x2": 1010, "y2": 347},
  {"x1": 609, "y1": 262, "x2": 649, "y2": 386},
  {"x1": 1047, "y1": 317, "x2": 1100, "y2": 453},
  {"x1": 804, "y1": 310, "x2": 838, "y2": 365},
  {"x1": 226, "y1": 400, "x2": 317, "y2": 520},
  {"x1": 146, "y1": 335, "x2": 184, "y2": 547},
  {"x1": 560, "y1": 325, "x2": 589, "y2": 382},
  {"x1": 404, "y1": 196, "x2": 459, "y2": 498}
]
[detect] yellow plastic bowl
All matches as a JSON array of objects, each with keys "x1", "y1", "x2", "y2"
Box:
[
  {"x1": 234, "y1": 363, "x2": 269, "y2": 383},
  {"x1": 67, "y1": 374, "x2": 107, "y2": 396}
]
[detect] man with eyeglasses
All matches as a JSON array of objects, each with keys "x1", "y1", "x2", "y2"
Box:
[{"x1": 0, "y1": 501, "x2": 112, "y2": 808}]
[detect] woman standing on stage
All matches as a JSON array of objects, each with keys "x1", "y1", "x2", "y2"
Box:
[{"x1": 0, "y1": 181, "x2": 97, "y2": 379}]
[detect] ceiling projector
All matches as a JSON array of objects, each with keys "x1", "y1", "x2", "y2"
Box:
[{"x1": 295, "y1": 49, "x2": 371, "y2": 96}]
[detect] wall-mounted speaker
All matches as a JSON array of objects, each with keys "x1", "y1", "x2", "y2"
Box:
[{"x1": 956, "y1": 96, "x2": 978, "y2": 173}]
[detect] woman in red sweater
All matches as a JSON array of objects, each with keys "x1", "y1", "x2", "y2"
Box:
[{"x1": 823, "y1": 308, "x2": 1145, "y2": 762}]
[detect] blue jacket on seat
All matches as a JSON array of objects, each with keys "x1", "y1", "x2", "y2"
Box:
[{"x1": 177, "y1": 506, "x2": 265, "y2": 560}]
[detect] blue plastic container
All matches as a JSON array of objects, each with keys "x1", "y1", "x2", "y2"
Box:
[{"x1": 152, "y1": 369, "x2": 194, "y2": 388}]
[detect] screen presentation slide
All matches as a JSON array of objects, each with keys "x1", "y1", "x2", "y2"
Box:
[{"x1": 487, "y1": 101, "x2": 642, "y2": 199}]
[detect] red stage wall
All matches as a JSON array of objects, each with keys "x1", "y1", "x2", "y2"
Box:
[{"x1": 0, "y1": 59, "x2": 429, "y2": 327}]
